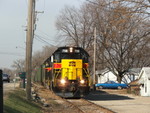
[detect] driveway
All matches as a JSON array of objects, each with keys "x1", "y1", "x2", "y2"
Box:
[{"x1": 85, "y1": 89, "x2": 150, "y2": 113}]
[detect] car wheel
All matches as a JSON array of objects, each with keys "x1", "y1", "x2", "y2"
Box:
[
  {"x1": 117, "y1": 86, "x2": 122, "y2": 89},
  {"x1": 99, "y1": 86, "x2": 103, "y2": 89}
]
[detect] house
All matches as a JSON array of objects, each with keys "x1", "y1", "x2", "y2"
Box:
[
  {"x1": 96, "y1": 69, "x2": 117, "y2": 83},
  {"x1": 96, "y1": 68, "x2": 140, "y2": 84},
  {"x1": 138, "y1": 67, "x2": 150, "y2": 96},
  {"x1": 122, "y1": 68, "x2": 141, "y2": 84}
]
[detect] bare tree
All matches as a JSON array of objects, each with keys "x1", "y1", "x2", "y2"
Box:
[
  {"x1": 32, "y1": 45, "x2": 57, "y2": 70},
  {"x1": 55, "y1": 0, "x2": 150, "y2": 83},
  {"x1": 2, "y1": 68, "x2": 14, "y2": 78},
  {"x1": 56, "y1": 5, "x2": 94, "y2": 50},
  {"x1": 92, "y1": 0, "x2": 150, "y2": 82},
  {"x1": 11, "y1": 59, "x2": 25, "y2": 72}
]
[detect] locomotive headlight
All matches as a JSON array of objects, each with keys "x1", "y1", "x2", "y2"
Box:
[
  {"x1": 80, "y1": 80, "x2": 85, "y2": 84},
  {"x1": 60, "y1": 79, "x2": 66, "y2": 84},
  {"x1": 69, "y1": 47, "x2": 73, "y2": 53}
]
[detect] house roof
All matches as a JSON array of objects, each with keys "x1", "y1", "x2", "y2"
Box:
[
  {"x1": 129, "y1": 79, "x2": 139, "y2": 86},
  {"x1": 127, "y1": 68, "x2": 141, "y2": 75},
  {"x1": 96, "y1": 68, "x2": 109, "y2": 75},
  {"x1": 144, "y1": 67, "x2": 150, "y2": 75},
  {"x1": 138, "y1": 67, "x2": 150, "y2": 79}
]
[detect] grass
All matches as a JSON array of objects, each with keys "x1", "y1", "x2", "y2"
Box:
[{"x1": 4, "y1": 89, "x2": 42, "y2": 113}]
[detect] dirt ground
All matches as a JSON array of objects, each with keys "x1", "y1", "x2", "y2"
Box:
[{"x1": 33, "y1": 84, "x2": 82, "y2": 113}]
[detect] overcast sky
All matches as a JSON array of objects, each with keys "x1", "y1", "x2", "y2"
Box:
[{"x1": 0, "y1": 0, "x2": 86, "y2": 69}]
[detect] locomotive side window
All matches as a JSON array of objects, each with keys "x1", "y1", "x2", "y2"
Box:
[
  {"x1": 54, "y1": 53, "x2": 60, "y2": 62},
  {"x1": 51, "y1": 55, "x2": 54, "y2": 62},
  {"x1": 81, "y1": 53, "x2": 88, "y2": 63}
]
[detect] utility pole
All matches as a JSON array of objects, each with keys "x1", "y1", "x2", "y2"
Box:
[
  {"x1": 26, "y1": 0, "x2": 35, "y2": 100},
  {"x1": 93, "y1": 27, "x2": 96, "y2": 90},
  {"x1": 0, "y1": 70, "x2": 3, "y2": 113}
]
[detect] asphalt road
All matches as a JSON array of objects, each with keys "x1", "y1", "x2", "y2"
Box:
[{"x1": 85, "y1": 90, "x2": 150, "y2": 113}]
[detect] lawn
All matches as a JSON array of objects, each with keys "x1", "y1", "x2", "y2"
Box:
[{"x1": 4, "y1": 89, "x2": 42, "y2": 113}]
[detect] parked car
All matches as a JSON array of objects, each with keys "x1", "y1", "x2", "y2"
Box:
[
  {"x1": 2, "y1": 74, "x2": 10, "y2": 82},
  {"x1": 95, "y1": 81, "x2": 128, "y2": 89}
]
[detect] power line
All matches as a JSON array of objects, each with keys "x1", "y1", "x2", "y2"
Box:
[
  {"x1": 35, "y1": 32, "x2": 56, "y2": 42},
  {"x1": 36, "y1": 29, "x2": 55, "y2": 41},
  {"x1": 34, "y1": 34, "x2": 57, "y2": 47}
]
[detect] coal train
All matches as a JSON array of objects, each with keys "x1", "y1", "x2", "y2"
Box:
[{"x1": 34, "y1": 46, "x2": 91, "y2": 98}]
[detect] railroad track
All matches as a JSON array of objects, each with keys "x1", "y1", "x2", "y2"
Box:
[
  {"x1": 32, "y1": 83, "x2": 115, "y2": 113},
  {"x1": 65, "y1": 98, "x2": 115, "y2": 113}
]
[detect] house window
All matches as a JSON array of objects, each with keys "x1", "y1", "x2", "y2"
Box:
[{"x1": 145, "y1": 86, "x2": 147, "y2": 93}]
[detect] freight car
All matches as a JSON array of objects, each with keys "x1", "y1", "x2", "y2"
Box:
[{"x1": 35, "y1": 46, "x2": 91, "y2": 98}]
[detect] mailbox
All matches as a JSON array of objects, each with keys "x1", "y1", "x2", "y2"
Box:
[{"x1": 19, "y1": 72, "x2": 26, "y2": 79}]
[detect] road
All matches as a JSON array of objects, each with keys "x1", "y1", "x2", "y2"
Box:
[
  {"x1": 85, "y1": 90, "x2": 150, "y2": 113},
  {"x1": 3, "y1": 82, "x2": 19, "y2": 96}
]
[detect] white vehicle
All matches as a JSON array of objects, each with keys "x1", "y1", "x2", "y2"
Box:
[{"x1": 2, "y1": 74, "x2": 10, "y2": 83}]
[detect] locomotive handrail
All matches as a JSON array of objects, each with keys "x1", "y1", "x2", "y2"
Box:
[
  {"x1": 54, "y1": 69, "x2": 62, "y2": 81},
  {"x1": 83, "y1": 68, "x2": 90, "y2": 78}
]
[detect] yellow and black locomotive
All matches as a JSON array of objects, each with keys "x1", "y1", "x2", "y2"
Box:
[{"x1": 38, "y1": 47, "x2": 90, "y2": 98}]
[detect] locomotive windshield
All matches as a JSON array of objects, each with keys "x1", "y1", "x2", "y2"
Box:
[
  {"x1": 53, "y1": 47, "x2": 89, "y2": 63},
  {"x1": 61, "y1": 53, "x2": 81, "y2": 59}
]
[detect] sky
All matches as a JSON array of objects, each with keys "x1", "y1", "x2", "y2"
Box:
[{"x1": 0, "y1": 0, "x2": 86, "y2": 69}]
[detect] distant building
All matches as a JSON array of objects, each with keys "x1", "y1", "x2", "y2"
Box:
[
  {"x1": 96, "y1": 68, "x2": 141, "y2": 84},
  {"x1": 122, "y1": 68, "x2": 141, "y2": 84},
  {"x1": 138, "y1": 67, "x2": 150, "y2": 96}
]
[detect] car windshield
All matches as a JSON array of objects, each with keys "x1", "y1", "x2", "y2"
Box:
[
  {"x1": 106, "y1": 81, "x2": 115, "y2": 84},
  {"x1": 3, "y1": 74, "x2": 8, "y2": 77}
]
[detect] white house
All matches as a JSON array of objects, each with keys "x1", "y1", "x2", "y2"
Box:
[
  {"x1": 96, "y1": 68, "x2": 140, "y2": 84},
  {"x1": 122, "y1": 68, "x2": 141, "y2": 83},
  {"x1": 96, "y1": 69, "x2": 117, "y2": 83},
  {"x1": 138, "y1": 67, "x2": 150, "y2": 96}
]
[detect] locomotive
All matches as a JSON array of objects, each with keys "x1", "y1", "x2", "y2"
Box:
[{"x1": 35, "y1": 46, "x2": 91, "y2": 98}]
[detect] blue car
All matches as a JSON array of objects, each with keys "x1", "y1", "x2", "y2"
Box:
[{"x1": 95, "y1": 81, "x2": 128, "y2": 89}]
